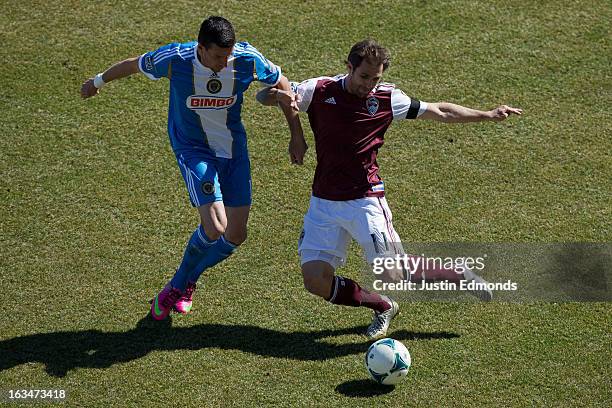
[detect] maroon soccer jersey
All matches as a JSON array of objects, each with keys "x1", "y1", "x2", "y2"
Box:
[{"x1": 294, "y1": 75, "x2": 426, "y2": 201}]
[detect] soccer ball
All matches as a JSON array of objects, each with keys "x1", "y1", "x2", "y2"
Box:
[{"x1": 365, "y1": 338, "x2": 411, "y2": 385}]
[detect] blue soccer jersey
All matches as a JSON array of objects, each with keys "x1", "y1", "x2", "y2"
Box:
[{"x1": 138, "y1": 41, "x2": 281, "y2": 158}]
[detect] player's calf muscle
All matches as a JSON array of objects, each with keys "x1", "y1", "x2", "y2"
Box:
[{"x1": 302, "y1": 263, "x2": 334, "y2": 298}]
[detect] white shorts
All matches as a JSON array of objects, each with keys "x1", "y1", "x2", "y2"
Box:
[{"x1": 298, "y1": 195, "x2": 405, "y2": 269}]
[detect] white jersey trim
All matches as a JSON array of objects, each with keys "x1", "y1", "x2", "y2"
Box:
[
  {"x1": 293, "y1": 76, "x2": 340, "y2": 112},
  {"x1": 391, "y1": 88, "x2": 427, "y2": 120},
  {"x1": 418, "y1": 101, "x2": 428, "y2": 117},
  {"x1": 191, "y1": 58, "x2": 237, "y2": 159}
]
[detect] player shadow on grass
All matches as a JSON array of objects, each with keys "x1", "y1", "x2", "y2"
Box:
[{"x1": 0, "y1": 315, "x2": 459, "y2": 378}]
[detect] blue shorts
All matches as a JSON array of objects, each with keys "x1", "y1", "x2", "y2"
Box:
[{"x1": 176, "y1": 150, "x2": 252, "y2": 208}]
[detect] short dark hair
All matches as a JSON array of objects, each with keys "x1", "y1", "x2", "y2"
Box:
[
  {"x1": 346, "y1": 39, "x2": 390, "y2": 71},
  {"x1": 198, "y1": 16, "x2": 235, "y2": 49}
]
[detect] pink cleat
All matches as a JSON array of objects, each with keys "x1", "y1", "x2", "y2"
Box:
[
  {"x1": 174, "y1": 281, "x2": 197, "y2": 314},
  {"x1": 150, "y1": 284, "x2": 183, "y2": 320}
]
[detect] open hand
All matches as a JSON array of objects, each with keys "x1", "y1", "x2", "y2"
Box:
[{"x1": 490, "y1": 105, "x2": 523, "y2": 121}]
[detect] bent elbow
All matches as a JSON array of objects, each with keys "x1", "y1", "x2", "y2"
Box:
[{"x1": 255, "y1": 88, "x2": 274, "y2": 106}]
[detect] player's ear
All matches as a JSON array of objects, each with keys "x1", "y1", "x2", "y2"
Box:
[{"x1": 346, "y1": 62, "x2": 354, "y2": 75}]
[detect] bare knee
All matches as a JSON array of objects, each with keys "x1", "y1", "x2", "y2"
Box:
[
  {"x1": 201, "y1": 223, "x2": 224, "y2": 241},
  {"x1": 200, "y1": 210, "x2": 225, "y2": 241},
  {"x1": 302, "y1": 262, "x2": 335, "y2": 299},
  {"x1": 198, "y1": 202, "x2": 227, "y2": 241},
  {"x1": 224, "y1": 229, "x2": 247, "y2": 246},
  {"x1": 224, "y1": 206, "x2": 250, "y2": 246}
]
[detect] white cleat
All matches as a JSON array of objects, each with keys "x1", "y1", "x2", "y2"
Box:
[{"x1": 365, "y1": 296, "x2": 400, "y2": 339}]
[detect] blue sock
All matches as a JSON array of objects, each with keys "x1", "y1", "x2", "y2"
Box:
[
  {"x1": 170, "y1": 225, "x2": 216, "y2": 291},
  {"x1": 189, "y1": 235, "x2": 237, "y2": 283}
]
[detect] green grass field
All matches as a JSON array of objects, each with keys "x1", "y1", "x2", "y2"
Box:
[{"x1": 1, "y1": 0, "x2": 610, "y2": 406}]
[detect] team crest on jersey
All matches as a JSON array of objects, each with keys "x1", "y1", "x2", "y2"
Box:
[
  {"x1": 187, "y1": 95, "x2": 236, "y2": 110},
  {"x1": 366, "y1": 97, "x2": 379, "y2": 116},
  {"x1": 207, "y1": 78, "x2": 222, "y2": 94}
]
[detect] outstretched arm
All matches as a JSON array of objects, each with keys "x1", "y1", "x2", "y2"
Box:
[
  {"x1": 80, "y1": 57, "x2": 141, "y2": 99},
  {"x1": 418, "y1": 102, "x2": 522, "y2": 123}
]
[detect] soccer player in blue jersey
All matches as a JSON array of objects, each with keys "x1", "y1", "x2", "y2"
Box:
[{"x1": 81, "y1": 16, "x2": 301, "y2": 320}]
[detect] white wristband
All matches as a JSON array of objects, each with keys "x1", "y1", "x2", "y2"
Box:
[{"x1": 93, "y1": 73, "x2": 106, "y2": 89}]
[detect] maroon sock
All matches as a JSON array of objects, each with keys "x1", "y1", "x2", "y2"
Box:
[{"x1": 328, "y1": 276, "x2": 391, "y2": 313}]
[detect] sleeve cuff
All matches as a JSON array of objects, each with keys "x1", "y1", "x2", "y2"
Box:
[
  {"x1": 138, "y1": 54, "x2": 160, "y2": 81},
  {"x1": 262, "y1": 65, "x2": 282, "y2": 87},
  {"x1": 417, "y1": 101, "x2": 428, "y2": 117}
]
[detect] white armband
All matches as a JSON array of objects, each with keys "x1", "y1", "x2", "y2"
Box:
[{"x1": 93, "y1": 73, "x2": 106, "y2": 89}]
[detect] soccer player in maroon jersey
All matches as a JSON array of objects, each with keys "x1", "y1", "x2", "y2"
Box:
[{"x1": 257, "y1": 39, "x2": 522, "y2": 338}]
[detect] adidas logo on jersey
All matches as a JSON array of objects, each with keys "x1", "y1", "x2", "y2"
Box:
[{"x1": 324, "y1": 97, "x2": 336, "y2": 104}]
